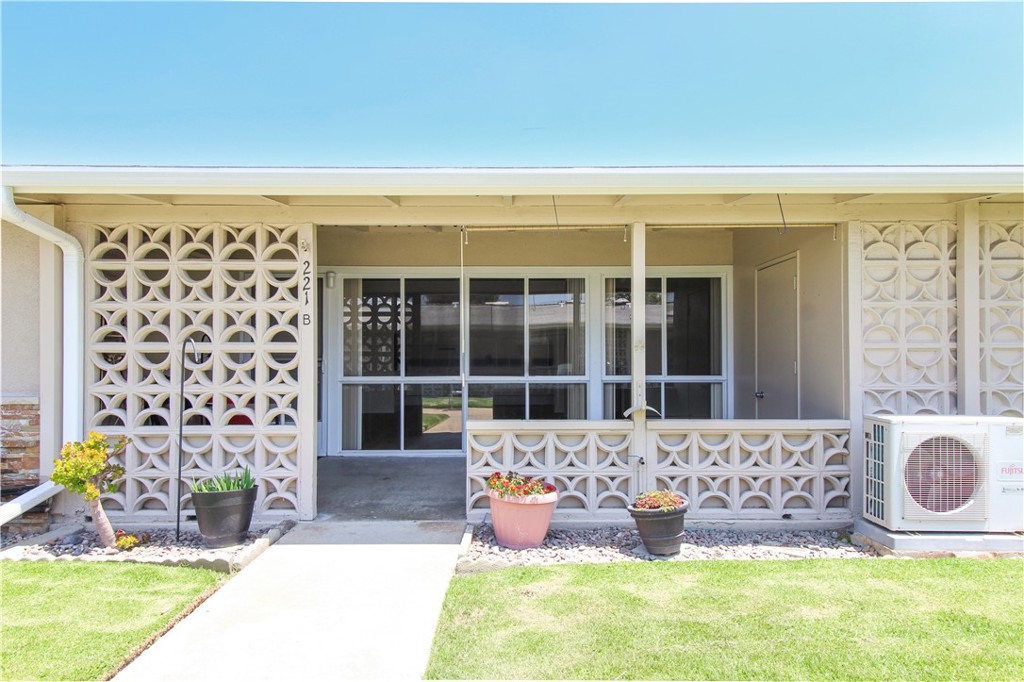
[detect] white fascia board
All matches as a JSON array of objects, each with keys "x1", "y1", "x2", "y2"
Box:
[{"x1": 3, "y1": 165, "x2": 1023, "y2": 196}]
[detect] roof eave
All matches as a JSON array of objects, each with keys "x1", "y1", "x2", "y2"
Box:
[{"x1": 3, "y1": 165, "x2": 1022, "y2": 196}]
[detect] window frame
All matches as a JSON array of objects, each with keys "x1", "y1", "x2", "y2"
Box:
[
  {"x1": 321, "y1": 265, "x2": 733, "y2": 455},
  {"x1": 601, "y1": 267, "x2": 734, "y2": 420}
]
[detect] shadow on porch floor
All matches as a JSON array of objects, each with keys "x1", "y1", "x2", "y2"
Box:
[{"x1": 316, "y1": 456, "x2": 466, "y2": 521}]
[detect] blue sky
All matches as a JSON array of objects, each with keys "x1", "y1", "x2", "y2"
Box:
[{"x1": 2, "y1": 2, "x2": 1022, "y2": 167}]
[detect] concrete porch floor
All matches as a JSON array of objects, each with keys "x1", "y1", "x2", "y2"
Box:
[{"x1": 315, "y1": 456, "x2": 466, "y2": 521}]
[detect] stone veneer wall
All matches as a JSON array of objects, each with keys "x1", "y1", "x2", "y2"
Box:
[{"x1": 0, "y1": 398, "x2": 49, "y2": 533}]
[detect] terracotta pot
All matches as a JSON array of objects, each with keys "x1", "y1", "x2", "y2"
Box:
[
  {"x1": 486, "y1": 488, "x2": 558, "y2": 549},
  {"x1": 628, "y1": 500, "x2": 689, "y2": 556}
]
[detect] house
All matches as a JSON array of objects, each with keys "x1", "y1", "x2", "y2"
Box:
[{"x1": 2, "y1": 165, "x2": 1021, "y2": 531}]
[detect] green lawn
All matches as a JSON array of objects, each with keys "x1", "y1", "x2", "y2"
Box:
[
  {"x1": 1, "y1": 561, "x2": 224, "y2": 681},
  {"x1": 422, "y1": 396, "x2": 493, "y2": 409},
  {"x1": 422, "y1": 413, "x2": 451, "y2": 431},
  {"x1": 427, "y1": 559, "x2": 1024, "y2": 681}
]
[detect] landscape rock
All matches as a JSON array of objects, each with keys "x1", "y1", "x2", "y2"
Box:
[{"x1": 457, "y1": 525, "x2": 876, "y2": 573}]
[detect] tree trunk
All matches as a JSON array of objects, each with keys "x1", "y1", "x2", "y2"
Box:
[{"x1": 88, "y1": 497, "x2": 117, "y2": 548}]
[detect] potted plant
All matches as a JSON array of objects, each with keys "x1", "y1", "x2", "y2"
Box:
[
  {"x1": 628, "y1": 490, "x2": 689, "y2": 556},
  {"x1": 50, "y1": 431, "x2": 128, "y2": 549},
  {"x1": 485, "y1": 471, "x2": 558, "y2": 549},
  {"x1": 190, "y1": 467, "x2": 257, "y2": 548}
]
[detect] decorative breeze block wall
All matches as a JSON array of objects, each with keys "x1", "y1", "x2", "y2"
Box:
[
  {"x1": 979, "y1": 221, "x2": 1023, "y2": 417},
  {"x1": 467, "y1": 422, "x2": 634, "y2": 521},
  {"x1": 861, "y1": 221, "x2": 958, "y2": 415},
  {"x1": 649, "y1": 424, "x2": 851, "y2": 520},
  {"x1": 467, "y1": 421, "x2": 851, "y2": 522},
  {"x1": 83, "y1": 222, "x2": 311, "y2": 520}
]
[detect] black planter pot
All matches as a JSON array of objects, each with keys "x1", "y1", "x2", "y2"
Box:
[
  {"x1": 628, "y1": 501, "x2": 689, "y2": 556},
  {"x1": 191, "y1": 487, "x2": 258, "y2": 548}
]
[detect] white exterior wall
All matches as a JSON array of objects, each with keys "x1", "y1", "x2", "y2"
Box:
[
  {"x1": 732, "y1": 226, "x2": 847, "y2": 419},
  {"x1": 1, "y1": 221, "x2": 42, "y2": 396}
]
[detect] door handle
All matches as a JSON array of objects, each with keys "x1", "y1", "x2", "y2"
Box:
[
  {"x1": 623, "y1": 403, "x2": 663, "y2": 419},
  {"x1": 755, "y1": 391, "x2": 765, "y2": 400}
]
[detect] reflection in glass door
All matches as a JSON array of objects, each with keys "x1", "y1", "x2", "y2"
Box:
[{"x1": 340, "y1": 278, "x2": 463, "y2": 452}]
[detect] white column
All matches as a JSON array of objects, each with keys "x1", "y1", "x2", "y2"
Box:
[
  {"x1": 630, "y1": 221, "x2": 650, "y2": 490},
  {"x1": 956, "y1": 203, "x2": 981, "y2": 415},
  {"x1": 844, "y1": 221, "x2": 865, "y2": 518},
  {"x1": 298, "y1": 224, "x2": 318, "y2": 519}
]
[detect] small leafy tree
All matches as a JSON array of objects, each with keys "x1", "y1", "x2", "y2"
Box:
[{"x1": 50, "y1": 431, "x2": 128, "y2": 549}]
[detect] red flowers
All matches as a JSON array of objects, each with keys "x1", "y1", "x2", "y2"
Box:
[{"x1": 486, "y1": 471, "x2": 557, "y2": 497}]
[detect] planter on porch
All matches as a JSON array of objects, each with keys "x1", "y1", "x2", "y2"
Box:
[
  {"x1": 486, "y1": 489, "x2": 559, "y2": 549},
  {"x1": 190, "y1": 468, "x2": 258, "y2": 548},
  {"x1": 628, "y1": 491, "x2": 689, "y2": 556},
  {"x1": 485, "y1": 472, "x2": 559, "y2": 549}
]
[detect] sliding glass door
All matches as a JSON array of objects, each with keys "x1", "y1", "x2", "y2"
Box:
[{"x1": 330, "y1": 267, "x2": 729, "y2": 454}]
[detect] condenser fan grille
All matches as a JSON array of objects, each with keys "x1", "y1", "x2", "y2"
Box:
[{"x1": 902, "y1": 434, "x2": 986, "y2": 518}]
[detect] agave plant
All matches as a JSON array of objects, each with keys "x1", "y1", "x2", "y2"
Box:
[{"x1": 191, "y1": 466, "x2": 255, "y2": 493}]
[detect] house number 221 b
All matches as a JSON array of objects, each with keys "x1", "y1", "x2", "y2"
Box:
[{"x1": 301, "y1": 259, "x2": 312, "y2": 326}]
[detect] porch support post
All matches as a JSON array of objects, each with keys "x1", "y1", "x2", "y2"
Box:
[
  {"x1": 298, "y1": 223, "x2": 318, "y2": 519},
  {"x1": 956, "y1": 202, "x2": 981, "y2": 415},
  {"x1": 630, "y1": 221, "x2": 649, "y2": 490},
  {"x1": 845, "y1": 221, "x2": 865, "y2": 518}
]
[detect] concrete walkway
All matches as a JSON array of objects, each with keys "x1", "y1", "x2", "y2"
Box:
[{"x1": 116, "y1": 520, "x2": 466, "y2": 681}]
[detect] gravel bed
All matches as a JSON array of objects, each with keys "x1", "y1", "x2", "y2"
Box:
[
  {"x1": 0, "y1": 522, "x2": 294, "y2": 572},
  {"x1": 458, "y1": 525, "x2": 876, "y2": 572},
  {"x1": 1, "y1": 531, "x2": 37, "y2": 550}
]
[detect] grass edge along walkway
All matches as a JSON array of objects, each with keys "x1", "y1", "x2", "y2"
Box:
[
  {"x1": 427, "y1": 558, "x2": 1024, "y2": 681},
  {"x1": 1, "y1": 561, "x2": 225, "y2": 681}
]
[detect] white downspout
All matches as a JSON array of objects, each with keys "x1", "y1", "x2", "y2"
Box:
[{"x1": 1, "y1": 187, "x2": 85, "y2": 445}]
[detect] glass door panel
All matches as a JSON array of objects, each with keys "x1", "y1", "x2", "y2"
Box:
[
  {"x1": 469, "y1": 279, "x2": 525, "y2": 376},
  {"x1": 405, "y1": 279, "x2": 460, "y2": 376},
  {"x1": 343, "y1": 279, "x2": 401, "y2": 377}
]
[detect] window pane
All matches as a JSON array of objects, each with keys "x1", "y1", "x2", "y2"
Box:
[
  {"x1": 604, "y1": 278, "x2": 630, "y2": 376},
  {"x1": 405, "y1": 279, "x2": 460, "y2": 376},
  {"x1": 646, "y1": 278, "x2": 663, "y2": 375},
  {"x1": 342, "y1": 384, "x2": 400, "y2": 450},
  {"x1": 530, "y1": 384, "x2": 587, "y2": 420},
  {"x1": 529, "y1": 278, "x2": 585, "y2": 376},
  {"x1": 666, "y1": 278, "x2": 721, "y2": 376},
  {"x1": 604, "y1": 277, "x2": 661, "y2": 376},
  {"x1": 646, "y1": 382, "x2": 663, "y2": 418},
  {"x1": 404, "y1": 384, "x2": 462, "y2": 450},
  {"x1": 468, "y1": 384, "x2": 526, "y2": 420},
  {"x1": 603, "y1": 383, "x2": 631, "y2": 419},
  {"x1": 606, "y1": 383, "x2": 663, "y2": 419},
  {"x1": 343, "y1": 279, "x2": 400, "y2": 377},
  {"x1": 663, "y1": 382, "x2": 721, "y2": 418},
  {"x1": 469, "y1": 279, "x2": 524, "y2": 376}
]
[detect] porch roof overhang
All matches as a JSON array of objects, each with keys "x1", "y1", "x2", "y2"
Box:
[{"x1": 4, "y1": 164, "x2": 1023, "y2": 198}]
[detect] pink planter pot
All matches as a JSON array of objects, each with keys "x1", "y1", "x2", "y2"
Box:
[{"x1": 486, "y1": 488, "x2": 558, "y2": 549}]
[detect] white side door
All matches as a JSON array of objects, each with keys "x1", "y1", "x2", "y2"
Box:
[{"x1": 755, "y1": 255, "x2": 799, "y2": 418}]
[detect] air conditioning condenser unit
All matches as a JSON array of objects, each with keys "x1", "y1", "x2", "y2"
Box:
[{"x1": 863, "y1": 415, "x2": 1024, "y2": 533}]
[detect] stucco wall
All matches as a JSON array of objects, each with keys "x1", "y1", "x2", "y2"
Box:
[
  {"x1": 1, "y1": 221, "x2": 41, "y2": 397},
  {"x1": 732, "y1": 226, "x2": 847, "y2": 419},
  {"x1": 317, "y1": 227, "x2": 733, "y2": 267}
]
